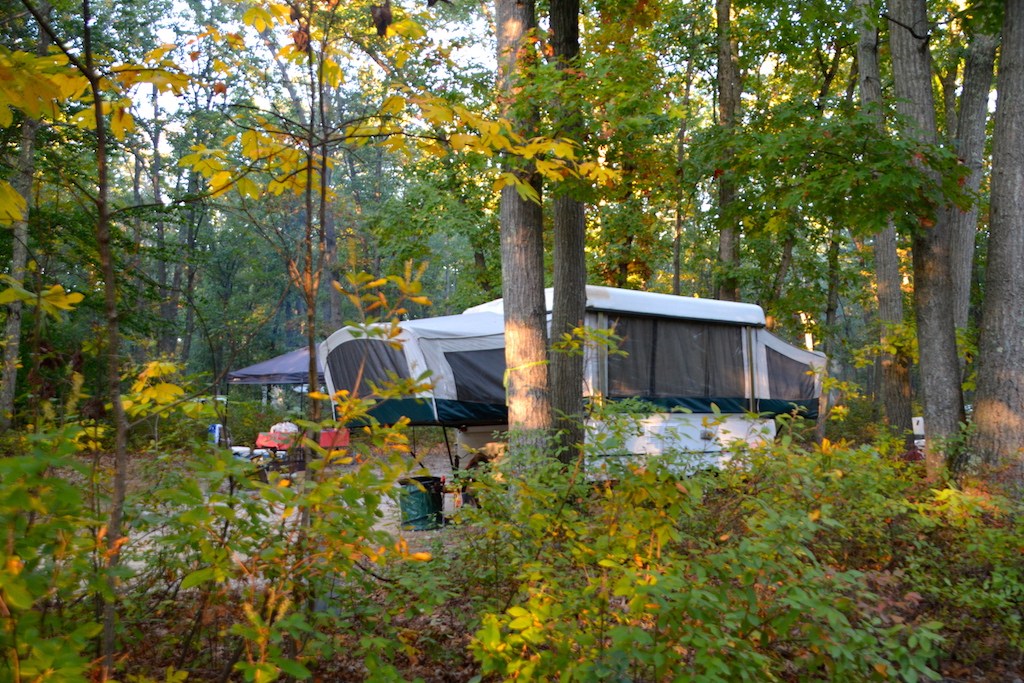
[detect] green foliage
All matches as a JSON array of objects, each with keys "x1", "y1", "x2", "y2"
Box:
[
  {"x1": 0, "y1": 427, "x2": 104, "y2": 681},
  {"x1": 460, "y1": 435, "x2": 1024, "y2": 682}
]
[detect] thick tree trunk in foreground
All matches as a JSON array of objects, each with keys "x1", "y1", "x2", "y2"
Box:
[
  {"x1": 889, "y1": 0, "x2": 965, "y2": 476},
  {"x1": 496, "y1": 0, "x2": 551, "y2": 454},
  {"x1": 856, "y1": 0, "x2": 913, "y2": 444},
  {"x1": 549, "y1": 0, "x2": 586, "y2": 463},
  {"x1": 971, "y1": 2, "x2": 1024, "y2": 479}
]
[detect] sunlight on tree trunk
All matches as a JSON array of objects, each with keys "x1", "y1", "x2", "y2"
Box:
[
  {"x1": 970, "y1": 0, "x2": 1024, "y2": 482},
  {"x1": 496, "y1": 0, "x2": 551, "y2": 455},
  {"x1": 888, "y1": 0, "x2": 965, "y2": 476}
]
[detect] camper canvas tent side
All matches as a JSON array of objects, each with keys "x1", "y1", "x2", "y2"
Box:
[
  {"x1": 463, "y1": 286, "x2": 825, "y2": 468},
  {"x1": 318, "y1": 287, "x2": 825, "y2": 469},
  {"x1": 318, "y1": 312, "x2": 509, "y2": 427}
]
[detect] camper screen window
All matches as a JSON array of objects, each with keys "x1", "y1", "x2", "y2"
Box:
[
  {"x1": 607, "y1": 316, "x2": 745, "y2": 399},
  {"x1": 766, "y1": 347, "x2": 815, "y2": 399},
  {"x1": 445, "y1": 348, "x2": 507, "y2": 404},
  {"x1": 325, "y1": 339, "x2": 410, "y2": 394}
]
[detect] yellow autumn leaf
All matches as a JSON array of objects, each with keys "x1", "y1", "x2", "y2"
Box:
[
  {"x1": 322, "y1": 58, "x2": 344, "y2": 88},
  {"x1": 0, "y1": 181, "x2": 26, "y2": 224},
  {"x1": 808, "y1": 509, "x2": 822, "y2": 522},
  {"x1": 449, "y1": 133, "x2": 476, "y2": 151},
  {"x1": 109, "y1": 104, "x2": 135, "y2": 140},
  {"x1": 380, "y1": 94, "x2": 406, "y2": 116},
  {"x1": 209, "y1": 170, "x2": 233, "y2": 197},
  {"x1": 493, "y1": 172, "x2": 517, "y2": 192},
  {"x1": 145, "y1": 43, "x2": 178, "y2": 62},
  {"x1": 550, "y1": 140, "x2": 576, "y2": 159},
  {"x1": 140, "y1": 360, "x2": 179, "y2": 380},
  {"x1": 269, "y1": 3, "x2": 292, "y2": 19},
  {"x1": 379, "y1": 135, "x2": 404, "y2": 154},
  {"x1": 390, "y1": 19, "x2": 426, "y2": 40},
  {"x1": 236, "y1": 176, "x2": 260, "y2": 199},
  {"x1": 536, "y1": 158, "x2": 568, "y2": 180},
  {"x1": 38, "y1": 284, "x2": 84, "y2": 313},
  {"x1": 243, "y1": 6, "x2": 274, "y2": 32},
  {"x1": 420, "y1": 101, "x2": 454, "y2": 125},
  {"x1": 142, "y1": 382, "x2": 185, "y2": 404}
]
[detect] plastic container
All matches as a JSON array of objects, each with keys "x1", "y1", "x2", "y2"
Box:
[{"x1": 397, "y1": 476, "x2": 444, "y2": 531}]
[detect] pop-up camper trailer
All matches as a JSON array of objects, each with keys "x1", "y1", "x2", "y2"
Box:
[{"x1": 318, "y1": 286, "x2": 825, "y2": 469}]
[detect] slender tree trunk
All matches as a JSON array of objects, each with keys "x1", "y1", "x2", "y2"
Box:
[
  {"x1": 971, "y1": 2, "x2": 1024, "y2": 478},
  {"x1": 549, "y1": 0, "x2": 586, "y2": 462},
  {"x1": 889, "y1": 0, "x2": 965, "y2": 475},
  {"x1": 948, "y1": 33, "x2": 998, "y2": 334},
  {"x1": 0, "y1": 117, "x2": 40, "y2": 432},
  {"x1": 673, "y1": 59, "x2": 695, "y2": 297},
  {"x1": 496, "y1": 0, "x2": 551, "y2": 453},
  {"x1": 715, "y1": 0, "x2": 741, "y2": 301},
  {"x1": 856, "y1": 0, "x2": 913, "y2": 445},
  {"x1": 814, "y1": 228, "x2": 841, "y2": 441},
  {"x1": 22, "y1": 0, "x2": 130, "y2": 670}
]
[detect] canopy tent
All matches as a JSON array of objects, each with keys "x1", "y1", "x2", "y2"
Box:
[
  {"x1": 319, "y1": 286, "x2": 826, "y2": 430},
  {"x1": 227, "y1": 346, "x2": 323, "y2": 386}
]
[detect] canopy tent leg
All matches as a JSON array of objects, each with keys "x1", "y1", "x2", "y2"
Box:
[{"x1": 443, "y1": 426, "x2": 458, "y2": 471}]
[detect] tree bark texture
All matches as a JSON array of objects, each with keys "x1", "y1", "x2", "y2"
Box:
[
  {"x1": 856, "y1": 0, "x2": 913, "y2": 444},
  {"x1": 888, "y1": 0, "x2": 965, "y2": 474},
  {"x1": 948, "y1": 33, "x2": 998, "y2": 333},
  {"x1": 715, "y1": 0, "x2": 741, "y2": 302},
  {"x1": 549, "y1": 0, "x2": 586, "y2": 462},
  {"x1": 971, "y1": 2, "x2": 1024, "y2": 477},
  {"x1": 496, "y1": 0, "x2": 551, "y2": 447},
  {"x1": 0, "y1": 118, "x2": 38, "y2": 432}
]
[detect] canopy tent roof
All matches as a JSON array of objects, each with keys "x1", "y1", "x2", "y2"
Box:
[{"x1": 227, "y1": 346, "x2": 323, "y2": 385}]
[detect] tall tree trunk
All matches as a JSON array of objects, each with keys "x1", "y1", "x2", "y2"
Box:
[
  {"x1": 856, "y1": 0, "x2": 913, "y2": 445},
  {"x1": 673, "y1": 59, "x2": 695, "y2": 297},
  {"x1": 948, "y1": 33, "x2": 998, "y2": 334},
  {"x1": 815, "y1": 228, "x2": 842, "y2": 441},
  {"x1": 889, "y1": 0, "x2": 965, "y2": 475},
  {"x1": 22, "y1": 0, "x2": 130, "y2": 670},
  {"x1": 0, "y1": 114, "x2": 41, "y2": 432},
  {"x1": 549, "y1": 0, "x2": 586, "y2": 463},
  {"x1": 971, "y1": 2, "x2": 1024, "y2": 478},
  {"x1": 715, "y1": 0, "x2": 741, "y2": 302},
  {"x1": 496, "y1": 0, "x2": 551, "y2": 454}
]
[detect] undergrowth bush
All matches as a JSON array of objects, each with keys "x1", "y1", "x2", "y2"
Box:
[
  {"x1": 457, "y1": 435, "x2": 1023, "y2": 682},
  {"x1": 3, "y1": 409, "x2": 1024, "y2": 680}
]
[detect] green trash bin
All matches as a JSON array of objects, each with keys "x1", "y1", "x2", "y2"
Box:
[{"x1": 397, "y1": 476, "x2": 444, "y2": 531}]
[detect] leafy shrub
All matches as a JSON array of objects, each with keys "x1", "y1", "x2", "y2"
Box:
[
  {"x1": 465, "y1": 440, "x2": 948, "y2": 682},
  {"x1": 0, "y1": 427, "x2": 104, "y2": 681}
]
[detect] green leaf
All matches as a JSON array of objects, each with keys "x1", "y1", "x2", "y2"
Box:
[
  {"x1": 275, "y1": 659, "x2": 311, "y2": 679},
  {"x1": 180, "y1": 566, "x2": 217, "y2": 590}
]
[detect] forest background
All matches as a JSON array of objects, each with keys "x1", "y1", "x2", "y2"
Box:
[{"x1": 2, "y1": 0, "x2": 1024, "y2": 680}]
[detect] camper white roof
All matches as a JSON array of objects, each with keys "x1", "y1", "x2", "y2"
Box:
[{"x1": 464, "y1": 285, "x2": 767, "y2": 327}]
